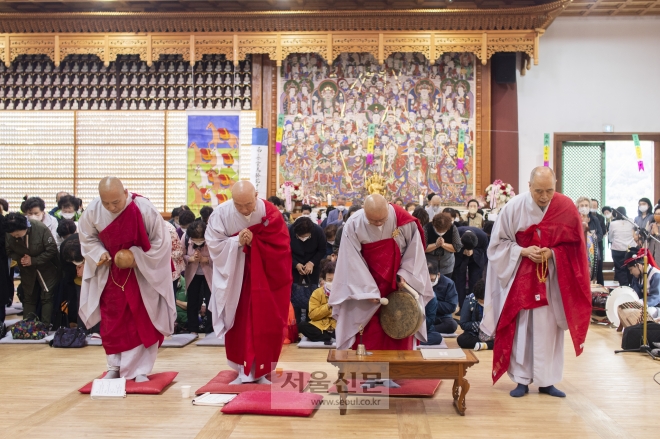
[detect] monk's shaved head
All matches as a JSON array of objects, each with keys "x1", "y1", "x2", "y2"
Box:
[
  {"x1": 232, "y1": 180, "x2": 258, "y2": 216},
  {"x1": 99, "y1": 176, "x2": 128, "y2": 214},
  {"x1": 430, "y1": 195, "x2": 441, "y2": 207},
  {"x1": 529, "y1": 166, "x2": 556, "y2": 209},
  {"x1": 364, "y1": 194, "x2": 389, "y2": 226}
]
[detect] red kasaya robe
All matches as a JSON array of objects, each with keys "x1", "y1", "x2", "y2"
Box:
[
  {"x1": 351, "y1": 204, "x2": 425, "y2": 350},
  {"x1": 98, "y1": 194, "x2": 163, "y2": 355},
  {"x1": 492, "y1": 192, "x2": 591, "y2": 384},
  {"x1": 225, "y1": 201, "x2": 293, "y2": 379}
]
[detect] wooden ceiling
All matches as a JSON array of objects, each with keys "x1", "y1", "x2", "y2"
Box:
[{"x1": 0, "y1": 0, "x2": 655, "y2": 16}]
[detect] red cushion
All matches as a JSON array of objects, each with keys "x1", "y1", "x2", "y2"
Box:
[
  {"x1": 195, "y1": 369, "x2": 311, "y2": 395},
  {"x1": 78, "y1": 371, "x2": 178, "y2": 395},
  {"x1": 328, "y1": 379, "x2": 442, "y2": 397},
  {"x1": 221, "y1": 391, "x2": 323, "y2": 417}
]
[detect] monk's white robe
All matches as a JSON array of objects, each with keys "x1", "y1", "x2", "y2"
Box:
[
  {"x1": 206, "y1": 199, "x2": 265, "y2": 381},
  {"x1": 482, "y1": 192, "x2": 568, "y2": 387},
  {"x1": 78, "y1": 194, "x2": 176, "y2": 378},
  {"x1": 330, "y1": 205, "x2": 434, "y2": 350}
]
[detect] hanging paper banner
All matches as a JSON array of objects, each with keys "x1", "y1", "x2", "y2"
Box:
[
  {"x1": 275, "y1": 114, "x2": 285, "y2": 154},
  {"x1": 250, "y1": 128, "x2": 269, "y2": 199},
  {"x1": 543, "y1": 133, "x2": 550, "y2": 167},
  {"x1": 366, "y1": 123, "x2": 376, "y2": 164},
  {"x1": 633, "y1": 134, "x2": 644, "y2": 171},
  {"x1": 456, "y1": 129, "x2": 465, "y2": 170}
]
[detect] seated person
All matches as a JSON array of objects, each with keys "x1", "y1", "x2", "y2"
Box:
[
  {"x1": 617, "y1": 249, "x2": 660, "y2": 328},
  {"x1": 457, "y1": 279, "x2": 493, "y2": 350},
  {"x1": 421, "y1": 295, "x2": 443, "y2": 346},
  {"x1": 429, "y1": 261, "x2": 458, "y2": 334},
  {"x1": 183, "y1": 220, "x2": 213, "y2": 334},
  {"x1": 298, "y1": 261, "x2": 336, "y2": 343},
  {"x1": 175, "y1": 275, "x2": 188, "y2": 330}
]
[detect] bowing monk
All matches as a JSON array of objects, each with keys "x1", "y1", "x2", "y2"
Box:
[
  {"x1": 206, "y1": 181, "x2": 292, "y2": 385},
  {"x1": 482, "y1": 167, "x2": 591, "y2": 398},
  {"x1": 331, "y1": 194, "x2": 434, "y2": 357},
  {"x1": 79, "y1": 177, "x2": 176, "y2": 381}
]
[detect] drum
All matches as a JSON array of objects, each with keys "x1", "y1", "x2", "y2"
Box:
[
  {"x1": 605, "y1": 286, "x2": 638, "y2": 328},
  {"x1": 590, "y1": 284, "x2": 609, "y2": 323},
  {"x1": 379, "y1": 289, "x2": 425, "y2": 339},
  {"x1": 114, "y1": 249, "x2": 135, "y2": 269}
]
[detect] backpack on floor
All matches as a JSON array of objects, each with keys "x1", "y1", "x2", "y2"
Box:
[{"x1": 621, "y1": 322, "x2": 660, "y2": 350}]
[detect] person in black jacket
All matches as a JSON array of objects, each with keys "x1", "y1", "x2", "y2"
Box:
[
  {"x1": 290, "y1": 217, "x2": 327, "y2": 323},
  {"x1": 453, "y1": 226, "x2": 489, "y2": 311},
  {"x1": 0, "y1": 199, "x2": 11, "y2": 325},
  {"x1": 590, "y1": 199, "x2": 607, "y2": 285}
]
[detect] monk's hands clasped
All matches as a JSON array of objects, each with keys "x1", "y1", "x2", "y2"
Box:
[
  {"x1": 522, "y1": 246, "x2": 552, "y2": 263},
  {"x1": 239, "y1": 229, "x2": 253, "y2": 246}
]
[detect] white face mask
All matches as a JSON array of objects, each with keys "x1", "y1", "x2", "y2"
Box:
[
  {"x1": 336, "y1": 206, "x2": 346, "y2": 212},
  {"x1": 192, "y1": 240, "x2": 205, "y2": 246},
  {"x1": 434, "y1": 228, "x2": 446, "y2": 236},
  {"x1": 639, "y1": 205, "x2": 648, "y2": 213},
  {"x1": 324, "y1": 282, "x2": 332, "y2": 294},
  {"x1": 72, "y1": 260, "x2": 84, "y2": 266},
  {"x1": 604, "y1": 213, "x2": 612, "y2": 219},
  {"x1": 590, "y1": 208, "x2": 598, "y2": 213},
  {"x1": 61, "y1": 212, "x2": 76, "y2": 219},
  {"x1": 578, "y1": 207, "x2": 590, "y2": 216},
  {"x1": 27, "y1": 213, "x2": 43, "y2": 222},
  {"x1": 298, "y1": 235, "x2": 310, "y2": 242},
  {"x1": 328, "y1": 240, "x2": 335, "y2": 245},
  {"x1": 468, "y1": 207, "x2": 477, "y2": 215},
  {"x1": 430, "y1": 276, "x2": 439, "y2": 287},
  {"x1": 454, "y1": 218, "x2": 460, "y2": 223}
]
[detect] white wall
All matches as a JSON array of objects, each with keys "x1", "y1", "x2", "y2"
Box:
[{"x1": 517, "y1": 16, "x2": 660, "y2": 186}]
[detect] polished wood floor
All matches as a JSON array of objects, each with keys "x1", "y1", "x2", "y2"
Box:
[{"x1": 0, "y1": 322, "x2": 656, "y2": 439}]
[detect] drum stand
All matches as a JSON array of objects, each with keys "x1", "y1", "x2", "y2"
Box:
[{"x1": 613, "y1": 212, "x2": 660, "y2": 360}]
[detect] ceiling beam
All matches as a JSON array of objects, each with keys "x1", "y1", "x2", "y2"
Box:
[
  {"x1": 610, "y1": 0, "x2": 634, "y2": 15},
  {"x1": 582, "y1": 0, "x2": 604, "y2": 15},
  {"x1": 640, "y1": 0, "x2": 660, "y2": 14}
]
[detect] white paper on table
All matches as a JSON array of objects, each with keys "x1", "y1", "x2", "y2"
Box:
[{"x1": 420, "y1": 348, "x2": 466, "y2": 360}]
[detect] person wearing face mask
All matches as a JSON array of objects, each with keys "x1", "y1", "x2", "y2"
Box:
[
  {"x1": 53, "y1": 195, "x2": 82, "y2": 223},
  {"x1": 206, "y1": 181, "x2": 292, "y2": 385},
  {"x1": 289, "y1": 217, "x2": 327, "y2": 323},
  {"x1": 5, "y1": 212, "x2": 60, "y2": 327},
  {"x1": 183, "y1": 220, "x2": 213, "y2": 334},
  {"x1": 48, "y1": 191, "x2": 70, "y2": 217},
  {"x1": 330, "y1": 194, "x2": 434, "y2": 359},
  {"x1": 423, "y1": 212, "x2": 463, "y2": 278},
  {"x1": 267, "y1": 196, "x2": 291, "y2": 225},
  {"x1": 298, "y1": 261, "x2": 336, "y2": 343},
  {"x1": 177, "y1": 209, "x2": 196, "y2": 239},
  {"x1": 169, "y1": 207, "x2": 182, "y2": 228},
  {"x1": 324, "y1": 224, "x2": 338, "y2": 258},
  {"x1": 326, "y1": 195, "x2": 348, "y2": 226},
  {"x1": 453, "y1": 227, "x2": 489, "y2": 311},
  {"x1": 332, "y1": 205, "x2": 361, "y2": 255},
  {"x1": 461, "y1": 199, "x2": 483, "y2": 229},
  {"x1": 608, "y1": 207, "x2": 636, "y2": 287},
  {"x1": 60, "y1": 233, "x2": 89, "y2": 329},
  {"x1": 457, "y1": 280, "x2": 493, "y2": 350},
  {"x1": 576, "y1": 196, "x2": 603, "y2": 283},
  {"x1": 425, "y1": 195, "x2": 442, "y2": 219},
  {"x1": 405, "y1": 202, "x2": 417, "y2": 214},
  {"x1": 601, "y1": 206, "x2": 613, "y2": 234},
  {"x1": 0, "y1": 199, "x2": 11, "y2": 327},
  {"x1": 22, "y1": 197, "x2": 59, "y2": 242},
  {"x1": 635, "y1": 197, "x2": 654, "y2": 230}
]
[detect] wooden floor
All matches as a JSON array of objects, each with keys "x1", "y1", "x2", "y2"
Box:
[{"x1": 0, "y1": 323, "x2": 657, "y2": 439}]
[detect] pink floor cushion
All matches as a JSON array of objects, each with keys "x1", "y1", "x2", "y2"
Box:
[
  {"x1": 195, "y1": 369, "x2": 312, "y2": 395},
  {"x1": 221, "y1": 390, "x2": 323, "y2": 417},
  {"x1": 78, "y1": 371, "x2": 178, "y2": 394},
  {"x1": 328, "y1": 378, "x2": 442, "y2": 397}
]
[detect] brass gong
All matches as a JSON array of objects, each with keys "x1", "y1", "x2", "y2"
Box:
[{"x1": 379, "y1": 289, "x2": 425, "y2": 339}]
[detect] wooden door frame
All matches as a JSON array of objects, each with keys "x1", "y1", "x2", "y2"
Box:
[{"x1": 553, "y1": 133, "x2": 660, "y2": 203}]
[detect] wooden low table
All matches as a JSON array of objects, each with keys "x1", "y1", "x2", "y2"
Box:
[{"x1": 327, "y1": 349, "x2": 479, "y2": 416}]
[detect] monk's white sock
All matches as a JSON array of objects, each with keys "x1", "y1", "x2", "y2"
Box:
[
  {"x1": 104, "y1": 370, "x2": 120, "y2": 379},
  {"x1": 135, "y1": 374, "x2": 150, "y2": 383}
]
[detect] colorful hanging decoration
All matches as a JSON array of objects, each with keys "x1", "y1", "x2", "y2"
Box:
[
  {"x1": 366, "y1": 123, "x2": 376, "y2": 164},
  {"x1": 456, "y1": 129, "x2": 465, "y2": 170},
  {"x1": 275, "y1": 114, "x2": 285, "y2": 153},
  {"x1": 633, "y1": 134, "x2": 644, "y2": 171},
  {"x1": 543, "y1": 133, "x2": 550, "y2": 167}
]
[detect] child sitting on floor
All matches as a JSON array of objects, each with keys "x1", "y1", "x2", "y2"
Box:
[
  {"x1": 298, "y1": 261, "x2": 336, "y2": 344},
  {"x1": 457, "y1": 279, "x2": 494, "y2": 350}
]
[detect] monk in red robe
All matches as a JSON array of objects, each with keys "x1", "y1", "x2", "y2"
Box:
[
  {"x1": 79, "y1": 177, "x2": 176, "y2": 381},
  {"x1": 206, "y1": 181, "x2": 292, "y2": 384},
  {"x1": 331, "y1": 194, "x2": 434, "y2": 361}
]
